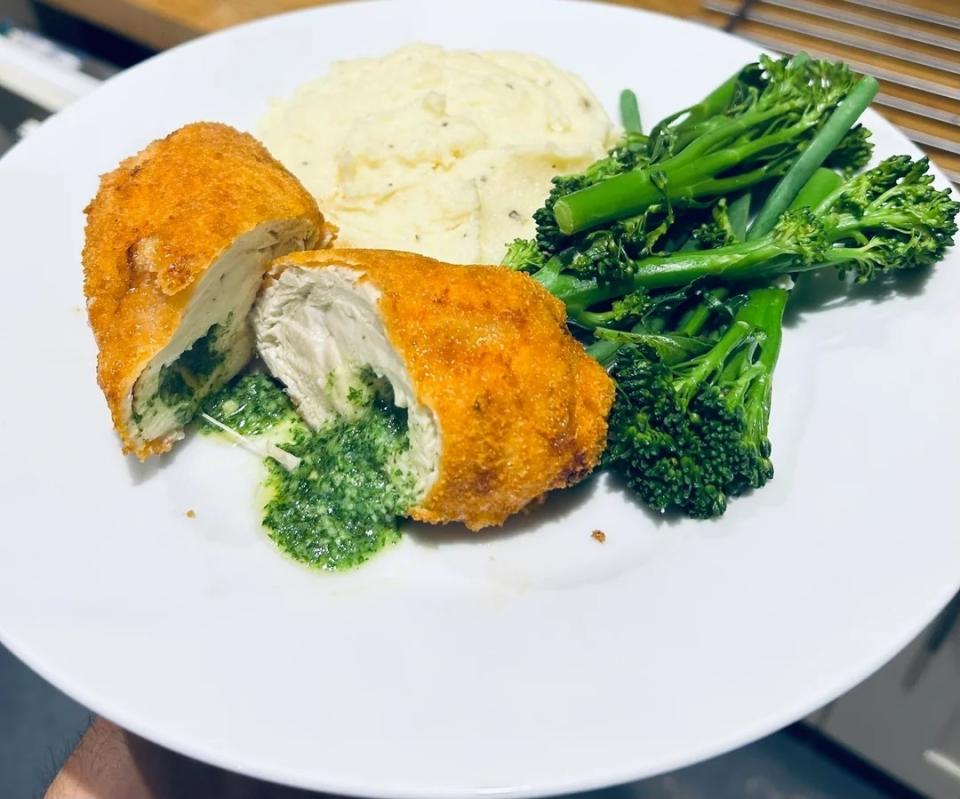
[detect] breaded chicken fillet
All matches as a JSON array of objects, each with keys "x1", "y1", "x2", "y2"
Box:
[
  {"x1": 253, "y1": 249, "x2": 614, "y2": 530},
  {"x1": 83, "y1": 122, "x2": 332, "y2": 458}
]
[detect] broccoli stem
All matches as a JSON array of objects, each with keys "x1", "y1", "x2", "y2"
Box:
[
  {"x1": 628, "y1": 240, "x2": 798, "y2": 290},
  {"x1": 734, "y1": 287, "x2": 788, "y2": 372},
  {"x1": 682, "y1": 70, "x2": 741, "y2": 128},
  {"x1": 677, "y1": 287, "x2": 731, "y2": 337},
  {"x1": 673, "y1": 187, "x2": 747, "y2": 341},
  {"x1": 531, "y1": 256, "x2": 630, "y2": 322},
  {"x1": 585, "y1": 337, "x2": 619, "y2": 366},
  {"x1": 584, "y1": 285, "x2": 728, "y2": 366},
  {"x1": 674, "y1": 319, "x2": 755, "y2": 407},
  {"x1": 660, "y1": 67, "x2": 744, "y2": 152},
  {"x1": 553, "y1": 108, "x2": 797, "y2": 235},
  {"x1": 576, "y1": 309, "x2": 623, "y2": 328},
  {"x1": 588, "y1": 330, "x2": 709, "y2": 366},
  {"x1": 734, "y1": 287, "x2": 788, "y2": 457},
  {"x1": 747, "y1": 76, "x2": 879, "y2": 238},
  {"x1": 535, "y1": 237, "x2": 795, "y2": 318}
]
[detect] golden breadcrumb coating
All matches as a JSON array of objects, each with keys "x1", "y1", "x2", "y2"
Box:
[
  {"x1": 271, "y1": 249, "x2": 615, "y2": 530},
  {"x1": 83, "y1": 122, "x2": 330, "y2": 458}
]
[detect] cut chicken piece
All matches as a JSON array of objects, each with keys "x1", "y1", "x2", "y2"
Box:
[
  {"x1": 83, "y1": 122, "x2": 332, "y2": 458},
  {"x1": 254, "y1": 248, "x2": 615, "y2": 530}
]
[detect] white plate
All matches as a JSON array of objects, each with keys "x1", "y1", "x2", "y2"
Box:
[{"x1": 1, "y1": 1, "x2": 958, "y2": 796}]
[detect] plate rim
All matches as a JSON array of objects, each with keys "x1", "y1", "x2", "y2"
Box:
[{"x1": 1, "y1": 1, "x2": 958, "y2": 797}]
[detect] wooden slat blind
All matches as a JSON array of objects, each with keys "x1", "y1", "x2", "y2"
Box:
[{"x1": 700, "y1": 0, "x2": 960, "y2": 182}]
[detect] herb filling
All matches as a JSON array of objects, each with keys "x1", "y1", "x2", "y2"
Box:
[
  {"x1": 201, "y1": 372, "x2": 296, "y2": 435},
  {"x1": 201, "y1": 372, "x2": 416, "y2": 570},
  {"x1": 135, "y1": 317, "x2": 230, "y2": 429}
]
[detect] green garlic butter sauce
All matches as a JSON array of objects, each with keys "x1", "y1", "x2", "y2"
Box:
[
  {"x1": 133, "y1": 317, "x2": 231, "y2": 430},
  {"x1": 201, "y1": 372, "x2": 296, "y2": 435},
  {"x1": 200, "y1": 373, "x2": 415, "y2": 570}
]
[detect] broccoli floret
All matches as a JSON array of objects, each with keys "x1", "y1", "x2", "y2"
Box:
[
  {"x1": 821, "y1": 156, "x2": 959, "y2": 279},
  {"x1": 567, "y1": 229, "x2": 630, "y2": 278},
  {"x1": 693, "y1": 198, "x2": 739, "y2": 249},
  {"x1": 608, "y1": 291, "x2": 652, "y2": 326},
  {"x1": 502, "y1": 238, "x2": 546, "y2": 272},
  {"x1": 605, "y1": 287, "x2": 787, "y2": 517},
  {"x1": 534, "y1": 175, "x2": 587, "y2": 255}
]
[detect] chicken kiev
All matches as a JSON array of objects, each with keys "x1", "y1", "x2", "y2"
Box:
[
  {"x1": 254, "y1": 249, "x2": 614, "y2": 530},
  {"x1": 83, "y1": 122, "x2": 330, "y2": 458}
]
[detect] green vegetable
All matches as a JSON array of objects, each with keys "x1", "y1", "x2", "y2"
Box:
[
  {"x1": 824, "y1": 124, "x2": 873, "y2": 177},
  {"x1": 671, "y1": 68, "x2": 743, "y2": 133},
  {"x1": 619, "y1": 89, "x2": 642, "y2": 134},
  {"x1": 603, "y1": 286, "x2": 787, "y2": 518},
  {"x1": 573, "y1": 156, "x2": 955, "y2": 518},
  {"x1": 592, "y1": 327, "x2": 710, "y2": 365},
  {"x1": 530, "y1": 137, "x2": 649, "y2": 259},
  {"x1": 692, "y1": 197, "x2": 741, "y2": 250},
  {"x1": 530, "y1": 156, "x2": 958, "y2": 324},
  {"x1": 645, "y1": 63, "x2": 759, "y2": 160},
  {"x1": 552, "y1": 56, "x2": 877, "y2": 237},
  {"x1": 785, "y1": 167, "x2": 843, "y2": 214},
  {"x1": 504, "y1": 56, "x2": 954, "y2": 522},
  {"x1": 747, "y1": 78, "x2": 879, "y2": 239},
  {"x1": 726, "y1": 192, "x2": 752, "y2": 242},
  {"x1": 504, "y1": 55, "x2": 876, "y2": 287},
  {"x1": 528, "y1": 68, "x2": 747, "y2": 260},
  {"x1": 502, "y1": 238, "x2": 546, "y2": 273},
  {"x1": 529, "y1": 68, "x2": 760, "y2": 260}
]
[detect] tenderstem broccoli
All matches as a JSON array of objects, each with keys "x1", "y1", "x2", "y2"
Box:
[
  {"x1": 501, "y1": 55, "x2": 956, "y2": 521},
  {"x1": 524, "y1": 156, "x2": 958, "y2": 328},
  {"x1": 531, "y1": 55, "x2": 871, "y2": 262},
  {"x1": 591, "y1": 175, "x2": 819, "y2": 518},
  {"x1": 550, "y1": 56, "x2": 878, "y2": 237},
  {"x1": 571, "y1": 157, "x2": 955, "y2": 518},
  {"x1": 602, "y1": 286, "x2": 787, "y2": 518}
]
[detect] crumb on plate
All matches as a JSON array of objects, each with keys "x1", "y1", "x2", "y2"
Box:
[{"x1": 591, "y1": 529, "x2": 606, "y2": 543}]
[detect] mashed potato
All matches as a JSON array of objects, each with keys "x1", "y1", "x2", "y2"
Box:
[{"x1": 259, "y1": 44, "x2": 613, "y2": 264}]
